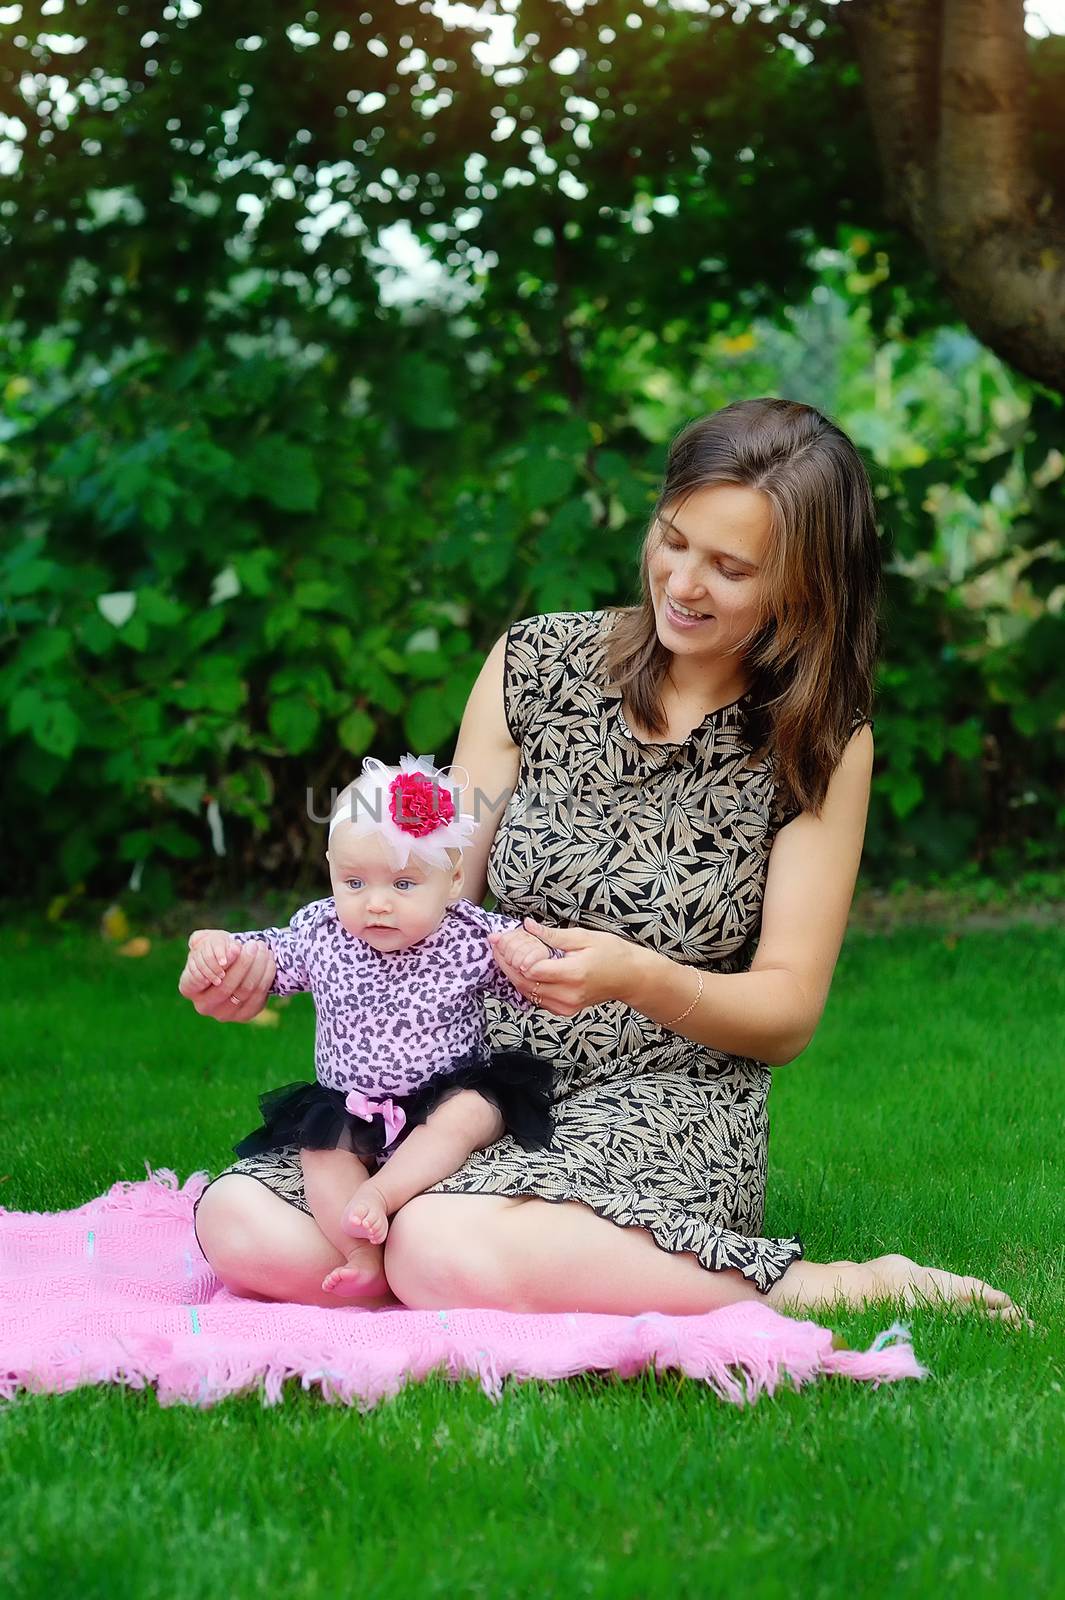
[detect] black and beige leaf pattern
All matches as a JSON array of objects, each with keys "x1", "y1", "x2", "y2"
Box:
[{"x1": 198, "y1": 610, "x2": 811, "y2": 1292}]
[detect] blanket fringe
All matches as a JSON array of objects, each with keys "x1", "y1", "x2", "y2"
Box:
[
  {"x1": 0, "y1": 1321, "x2": 924, "y2": 1410},
  {"x1": 98, "y1": 1163, "x2": 211, "y2": 1217}
]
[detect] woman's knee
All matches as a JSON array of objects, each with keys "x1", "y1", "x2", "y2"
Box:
[
  {"x1": 383, "y1": 1194, "x2": 510, "y2": 1308},
  {"x1": 193, "y1": 1175, "x2": 302, "y2": 1292}
]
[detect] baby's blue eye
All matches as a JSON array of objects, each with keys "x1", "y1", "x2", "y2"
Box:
[{"x1": 344, "y1": 878, "x2": 417, "y2": 890}]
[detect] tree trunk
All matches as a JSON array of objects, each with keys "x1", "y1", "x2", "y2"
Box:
[{"x1": 844, "y1": 0, "x2": 1065, "y2": 391}]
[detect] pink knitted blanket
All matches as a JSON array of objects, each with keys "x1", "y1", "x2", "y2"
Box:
[{"x1": 0, "y1": 1165, "x2": 926, "y2": 1409}]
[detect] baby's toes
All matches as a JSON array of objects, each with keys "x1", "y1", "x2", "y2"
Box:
[
  {"x1": 347, "y1": 1207, "x2": 388, "y2": 1245},
  {"x1": 367, "y1": 1212, "x2": 390, "y2": 1246},
  {"x1": 322, "y1": 1265, "x2": 353, "y2": 1294}
]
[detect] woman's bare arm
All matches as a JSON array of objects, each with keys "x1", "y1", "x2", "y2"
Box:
[
  {"x1": 449, "y1": 631, "x2": 521, "y2": 906},
  {"x1": 623, "y1": 723, "x2": 874, "y2": 1065}
]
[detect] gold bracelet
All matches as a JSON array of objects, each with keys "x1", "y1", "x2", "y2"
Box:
[{"x1": 664, "y1": 967, "x2": 703, "y2": 1029}]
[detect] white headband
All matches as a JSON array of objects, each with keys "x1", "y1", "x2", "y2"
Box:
[{"x1": 328, "y1": 753, "x2": 477, "y2": 872}]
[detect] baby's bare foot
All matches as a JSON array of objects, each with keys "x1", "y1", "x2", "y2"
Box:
[
  {"x1": 342, "y1": 1181, "x2": 390, "y2": 1246},
  {"x1": 321, "y1": 1237, "x2": 385, "y2": 1296}
]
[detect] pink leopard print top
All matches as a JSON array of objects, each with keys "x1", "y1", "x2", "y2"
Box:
[{"x1": 232, "y1": 898, "x2": 553, "y2": 1098}]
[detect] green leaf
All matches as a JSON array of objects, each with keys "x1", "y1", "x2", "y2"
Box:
[
  {"x1": 338, "y1": 707, "x2": 375, "y2": 756},
  {"x1": 294, "y1": 580, "x2": 334, "y2": 611},
  {"x1": 186, "y1": 609, "x2": 226, "y2": 647},
  {"x1": 59, "y1": 831, "x2": 100, "y2": 881},
  {"x1": 403, "y1": 686, "x2": 455, "y2": 750},
  {"x1": 396, "y1": 357, "x2": 457, "y2": 431},
  {"x1": 884, "y1": 770, "x2": 923, "y2": 820},
  {"x1": 513, "y1": 450, "x2": 579, "y2": 510},
  {"x1": 172, "y1": 675, "x2": 246, "y2": 714},
  {"x1": 15, "y1": 742, "x2": 65, "y2": 795},
  {"x1": 3, "y1": 558, "x2": 59, "y2": 596},
  {"x1": 79, "y1": 612, "x2": 118, "y2": 656},
  {"x1": 232, "y1": 548, "x2": 278, "y2": 597},
  {"x1": 245, "y1": 437, "x2": 321, "y2": 512},
  {"x1": 359, "y1": 659, "x2": 404, "y2": 714},
  {"x1": 264, "y1": 601, "x2": 301, "y2": 646},
  {"x1": 402, "y1": 650, "x2": 447, "y2": 682},
  {"x1": 156, "y1": 822, "x2": 201, "y2": 859},
  {"x1": 118, "y1": 828, "x2": 158, "y2": 862},
  {"x1": 9, "y1": 686, "x2": 44, "y2": 734},
  {"x1": 119, "y1": 614, "x2": 150, "y2": 652},
  {"x1": 32, "y1": 699, "x2": 80, "y2": 760},
  {"x1": 269, "y1": 695, "x2": 320, "y2": 754},
  {"x1": 137, "y1": 588, "x2": 184, "y2": 627},
  {"x1": 16, "y1": 628, "x2": 72, "y2": 670}
]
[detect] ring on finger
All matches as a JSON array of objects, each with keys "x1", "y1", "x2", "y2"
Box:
[{"x1": 229, "y1": 994, "x2": 242, "y2": 1006}]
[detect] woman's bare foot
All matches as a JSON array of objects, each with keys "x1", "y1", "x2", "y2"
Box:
[
  {"x1": 342, "y1": 1181, "x2": 390, "y2": 1246},
  {"x1": 767, "y1": 1254, "x2": 1027, "y2": 1326},
  {"x1": 321, "y1": 1236, "x2": 386, "y2": 1296}
]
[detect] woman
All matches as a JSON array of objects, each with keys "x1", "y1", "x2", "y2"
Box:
[{"x1": 189, "y1": 399, "x2": 1019, "y2": 1322}]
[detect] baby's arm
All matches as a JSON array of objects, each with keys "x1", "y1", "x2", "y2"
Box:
[
  {"x1": 180, "y1": 929, "x2": 244, "y2": 993},
  {"x1": 484, "y1": 921, "x2": 561, "y2": 1008},
  {"x1": 491, "y1": 926, "x2": 554, "y2": 976},
  {"x1": 179, "y1": 905, "x2": 317, "y2": 1006},
  {"x1": 225, "y1": 909, "x2": 318, "y2": 998}
]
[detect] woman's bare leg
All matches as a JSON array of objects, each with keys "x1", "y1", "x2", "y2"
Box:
[
  {"x1": 193, "y1": 1173, "x2": 399, "y2": 1309},
  {"x1": 382, "y1": 1194, "x2": 1022, "y2": 1322},
  {"x1": 344, "y1": 1090, "x2": 505, "y2": 1246},
  {"x1": 299, "y1": 1146, "x2": 387, "y2": 1294},
  {"x1": 766, "y1": 1256, "x2": 1024, "y2": 1321},
  {"x1": 383, "y1": 1193, "x2": 764, "y2": 1314}
]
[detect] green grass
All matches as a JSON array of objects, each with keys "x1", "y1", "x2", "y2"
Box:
[{"x1": 1, "y1": 918, "x2": 1063, "y2": 1599}]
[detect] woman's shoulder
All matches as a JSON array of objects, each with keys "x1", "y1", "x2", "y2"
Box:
[
  {"x1": 501, "y1": 611, "x2": 612, "y2": 742},
  {"x1": 508, "y1": 608, "x2": 622, "y2": 684},
  {"x1": 507, "y1": 609, "x2": 608, "y2": 650}
]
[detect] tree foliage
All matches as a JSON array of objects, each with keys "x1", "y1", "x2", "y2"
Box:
[{"x1": 0, "y1": 1, "x2": 1061, "y2": 907}]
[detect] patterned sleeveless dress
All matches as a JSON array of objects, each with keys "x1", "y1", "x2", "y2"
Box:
[{"x1": 194, "y1": 609, "x2": 810, "y2": 1291}]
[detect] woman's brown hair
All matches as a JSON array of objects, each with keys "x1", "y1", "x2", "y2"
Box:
[{"x1": 602, "y1": 398, "x2": 882, "y2": 817}]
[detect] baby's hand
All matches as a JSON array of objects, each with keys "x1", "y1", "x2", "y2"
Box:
[
  {"x1": 180, "y1": 928, "x2": 244, "y2": 994},
  {"x1": 489, "y1": 927, "x2": 553, "y2": 977}
]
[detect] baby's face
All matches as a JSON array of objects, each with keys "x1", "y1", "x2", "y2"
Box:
[{"x1": 327, "y1": 826, "x2": 463, "y2": 951}]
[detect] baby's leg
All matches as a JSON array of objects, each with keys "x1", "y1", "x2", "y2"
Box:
[
  {"x1": 344, "y1": 1089, "x2": 505, "y2": 1246},
  {"x1": 300, "y1": 1145, "x2": 384, "y2": 1296}
]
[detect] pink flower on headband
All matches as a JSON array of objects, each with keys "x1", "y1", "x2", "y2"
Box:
[{"x1": 388, "y1": 772, "x2": 455, "y2": 838}]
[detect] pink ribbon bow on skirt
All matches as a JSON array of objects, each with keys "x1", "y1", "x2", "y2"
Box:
[{"x1": 344, "y1": 1088, "x2": 407, "y2": 1147}]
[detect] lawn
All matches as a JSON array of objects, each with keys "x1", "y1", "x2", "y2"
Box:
[{"x1": 1, "y1": 916, "x2": 1062, "y2": 1599}]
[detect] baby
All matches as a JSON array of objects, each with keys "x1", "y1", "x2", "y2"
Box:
[{"x1": 179, "y1": 753, "x2": 558, "y2": 1297}]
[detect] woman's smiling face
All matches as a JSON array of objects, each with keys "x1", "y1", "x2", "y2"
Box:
[{"x1": 646, "y1": 483, "x2": 773, "y2": 669}]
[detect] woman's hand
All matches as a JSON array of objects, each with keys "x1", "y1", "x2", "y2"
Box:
[
  {"x1": 178, "y1": 934, "x2": 276, "y2": 1021},
  {"x1": 487, "y1": 917, "x2": 643, "y2": 1016}
]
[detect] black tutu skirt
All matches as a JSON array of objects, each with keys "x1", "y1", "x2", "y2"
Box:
[{"x1": 231, "y1": 1047, "x2": 555, "y2": 1164}]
